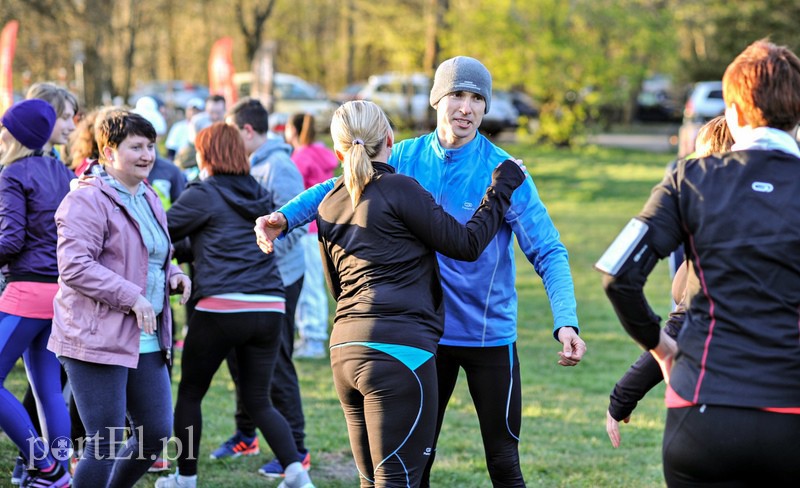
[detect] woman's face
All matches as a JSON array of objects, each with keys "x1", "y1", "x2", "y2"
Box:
[
  {"x1": 284, "y1": 123, "x2": 296, "y2": 145},
  {"x1": 104, "y1": 134, "x2": 155, "y2": 190},
  {"x1": 49, "y1": 101, "x2": 76, "y2": 146}
]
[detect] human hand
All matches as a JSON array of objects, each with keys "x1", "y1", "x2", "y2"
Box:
[
  {"x1": 606, "y1": 410, "x2": 630, "y2": 448},
  {"x1": 650, "y1": 329, "x2": 677, "y2": 384},
  {"x1": 557, "y1": 326, "x2": 586, "y2": 366},
  {"x1": 169, "y1": 273, "x2": 192, "y2": 305},
  {"x1": 254, "y1": 212, "x2": 287, "y2": 254},
  {"x1": 131, "y1": 295, "x2": 157, "y2": 335}
]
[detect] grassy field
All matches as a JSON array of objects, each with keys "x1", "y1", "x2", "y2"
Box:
[{"x1": 0, "y1": 141, "x2": 676, "y2": 487}]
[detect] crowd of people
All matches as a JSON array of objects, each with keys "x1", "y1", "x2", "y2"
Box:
[{"x1": 0, "y1": 38, "x2": 797, "y2": 488}]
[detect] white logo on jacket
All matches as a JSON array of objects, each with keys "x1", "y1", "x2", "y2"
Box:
[{"x1": 751, "y1": 181, "x2": 774, "y2": 193}]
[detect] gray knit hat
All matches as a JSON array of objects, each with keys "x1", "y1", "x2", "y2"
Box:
[{"x1": 429, "y1": 56, "x2": 492, "y2": 113}]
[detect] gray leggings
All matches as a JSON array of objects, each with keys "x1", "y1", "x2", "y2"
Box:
[{"x1": 61, "y1": 353, "x2": 172, "y2": 488}]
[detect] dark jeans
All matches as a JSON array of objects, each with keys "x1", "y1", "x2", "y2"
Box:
[
  {"x1": 228, "y1": 277, "x2": 306, "y2": 452},
  {"x1": 421, "y1": 344, "x2": 525, "y2": 488},
  {"x1": 174, "y1": 310, "x2": 297, "y2": 476},
  {"x1": 61, "y1": 353, "x2": 172, "y2": 488},
  {"x1": 663, "y1": 404, "x2": 800, "y2": 486}
]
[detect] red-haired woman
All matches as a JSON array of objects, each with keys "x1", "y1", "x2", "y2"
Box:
[{"x1": 158, "y1": 123, "x2": 314, "y2": 488}]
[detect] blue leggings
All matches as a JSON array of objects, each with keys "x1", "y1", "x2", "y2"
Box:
[
  {"x1": 331, "y1": 342, "x2": 438, "y2": 488},
  {"x1": 62, "y1": 352, "x2": 172, "y2": 488},
  {"x1": 0, "y1": 313, "x2": 69, "y2": 470}
]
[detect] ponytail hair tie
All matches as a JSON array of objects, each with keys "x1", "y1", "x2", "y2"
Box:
[{"x1": 352, "y1": 138, "x2": 364, "y2": 146}]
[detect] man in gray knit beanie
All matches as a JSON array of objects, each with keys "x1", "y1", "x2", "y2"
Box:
[{"x1": 429, "y1": 56, "x2": 493, "y2": 113}]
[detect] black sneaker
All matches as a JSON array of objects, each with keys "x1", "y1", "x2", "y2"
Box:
[{"x1": 22, "y1": 463, "x2": 70, "y2": 488}]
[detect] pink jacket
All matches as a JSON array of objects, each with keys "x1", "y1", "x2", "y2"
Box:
[
  {"x1": 291, "y1": 142, "x2": 338, "y2": 233},
  {"x1": 48, "y1": 172, "x2": 181, "y2": 368}
]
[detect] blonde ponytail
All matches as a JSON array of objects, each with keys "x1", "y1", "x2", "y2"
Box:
[
  {"x1": 342, "y1": 142, "x2": 372, "y2": 208},
  {"x1": 330, "y1": 101, "x2": 393, "y2": 209}
]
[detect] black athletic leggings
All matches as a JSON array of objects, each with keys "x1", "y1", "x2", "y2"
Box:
[
  {"x1": 421, "y1": 343, "x2": 524, "y2": 488},
  {"x1": 172, "y1": 310, "x2": 297, "y2": 476},
  {"x1": 663, "y1": 404, "x2": 800, "y2": 486},
  {"x1": 227, "y1": 277, "x2": 305, "y2": 452},
  {"x1": 331, "y1": 342, "x2": 438, "y2": 488}
]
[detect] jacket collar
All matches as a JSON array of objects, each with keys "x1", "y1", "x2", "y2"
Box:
[
  {"x1": 371, "y1": 161, "x2": 395, "y2": 175},
  {"x1": 428, "y1": 131, "x2": 484, "y2": 163}
]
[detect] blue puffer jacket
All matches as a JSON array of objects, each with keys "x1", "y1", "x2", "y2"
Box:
[
  {"x1": 282, "y1": 132, "x2": 579, "y2": 347},
  {"x1": 0, "y1": 155, "x2": 75, "y2": 280}
]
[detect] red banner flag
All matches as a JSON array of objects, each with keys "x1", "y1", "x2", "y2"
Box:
[
  {"x1": 208, "y1": 37, "x2": 237, "y2": 108},
  {"x1": 0, "y1": 20, "x2": 19, "y2": 116}
]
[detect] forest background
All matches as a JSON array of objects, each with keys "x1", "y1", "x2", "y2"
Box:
[{"x1": 3, "y1": 0, "x2": 800, "y2": 144}]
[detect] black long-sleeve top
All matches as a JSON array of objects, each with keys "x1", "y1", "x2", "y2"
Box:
[
  {"x1": 602, "y1": 149, "x2": 800, "y2": 408},
  {"x1": 608, "y1": 310, "x2": 685, "y2": 421},
  {"x1": 317, "y1": 160, "x2": 524, "y2": 353}
]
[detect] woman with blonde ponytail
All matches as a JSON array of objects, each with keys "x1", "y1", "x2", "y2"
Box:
[
  {"x1": 329, "y1": 101, "x2": 385, "y2": 208},
  {"x1": 317, "y1": 100, "x2": 526, "y2": 487}
]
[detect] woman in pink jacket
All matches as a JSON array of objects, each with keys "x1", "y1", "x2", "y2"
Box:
[{"x1": 48, "y1": 109, "x2": 191, "y2": 488}]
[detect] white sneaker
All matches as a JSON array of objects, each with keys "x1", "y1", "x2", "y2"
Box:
[
  {"x1": 278, "y1": 461, "x2": 315, "y2": 488},
  {"x1": 293, "y1": 339, "x2": 327, "y2": 359},
  {"x1": 154, "y1": 472, "x2": 197, "y2": 488}
]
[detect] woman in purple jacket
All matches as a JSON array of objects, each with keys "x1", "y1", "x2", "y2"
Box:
[
  {"x1": 48, "y1": 109, "x2": 191, "y2": 488},
  {"x1": 0, "y1": 99, "x2": 74, "y2": 487}
]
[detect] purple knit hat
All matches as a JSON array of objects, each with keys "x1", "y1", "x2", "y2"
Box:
[{"x1": 1, "y1": 99, "x2": 57, "y2": 150}]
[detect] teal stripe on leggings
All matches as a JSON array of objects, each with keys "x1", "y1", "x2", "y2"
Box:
[{"x1": 331, "y1": 342, "x2": 433, "y2": 371}]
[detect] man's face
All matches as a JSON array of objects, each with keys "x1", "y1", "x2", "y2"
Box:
[
  {"x1": 435, "y1": 91, "x2": 485, "y2": 150},
  {"x1": 206, "y1": 101, "x2": 226, "y2": 123}
]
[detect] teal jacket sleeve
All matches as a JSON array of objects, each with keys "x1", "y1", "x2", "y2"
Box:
[{"x1": 280, "y1": 176, "x2": 338, "y2": 233}]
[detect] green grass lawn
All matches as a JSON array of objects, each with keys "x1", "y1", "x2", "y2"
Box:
[{"x1": 0, "y1": 141, "x2": 675, "y2": 487}]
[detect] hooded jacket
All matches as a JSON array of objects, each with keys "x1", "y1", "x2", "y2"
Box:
[
  {"x1": 249, "y1": 137, "x2": 306, "y2": 287},
  {"x1": 49, "y1": 165, "x2": 180, "y2": 368},
  {"x1": 167, "y1": 174, "x2": 284, "y2": 300}
]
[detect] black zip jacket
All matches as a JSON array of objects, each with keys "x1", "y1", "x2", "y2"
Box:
[
  {"x1": 318, "y1": 160, "x2": 525, "y2": 353},
  {"x1": 603, "y1": 150, "x2": 800, "y2": 408}
]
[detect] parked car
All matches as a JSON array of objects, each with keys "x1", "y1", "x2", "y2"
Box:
[
  {"x1": 481, "y1": 90, "x2": 520, "y2": 136},
  {"x1": 357, "y1": 72, "x2": 434, "y2": 129},
  {"x1": 677, "y1": 81, "x2": 725, "y2": 157},
  {"x1": 128, "y1": 80, "x2": 209, "y2": 110},
  {"x1": 682, "y1": 81, "x2": 725, "y2": 123},
  {"x1": 334, "y1": 82, "x2": 365, "y2": 104},
  {"x1": 508, "y1": 90, "x2": 539, "y2": 119},
  {"x1": 233, "y1": 71, "x2": 339, "y2": 132},
  {"x1": 635, "y1": 74, "x2": 683, "y2": 122}
]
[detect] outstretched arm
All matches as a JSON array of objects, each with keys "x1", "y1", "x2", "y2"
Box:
[{"x1": 254, "y1": 177, "x2": 337, "y2": 254}]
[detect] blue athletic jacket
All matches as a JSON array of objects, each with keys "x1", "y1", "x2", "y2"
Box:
[{"x1": 282, "y1": 131, "x2": 578, "y2": 346}]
